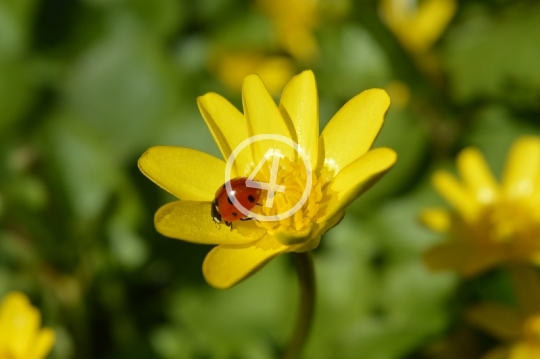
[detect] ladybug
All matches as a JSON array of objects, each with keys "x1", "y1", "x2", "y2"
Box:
[{"x1": 211, "y1": 177, "x2": 262, "y2": 229}]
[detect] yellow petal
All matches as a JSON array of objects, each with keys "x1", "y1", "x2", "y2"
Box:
[
  {"x1": 319, "y1": 88, "x2": 390, "y2": 172},
  {"x1": 0, "y1": 292, "x2": 40, "y2": 356},
  {"x1": 467, "y1": 303, "x2": 523, "y2": 340},
  {"x1": 419, "y1": 208, "x2": 451, "y2": 232},
  {"x1": 202, "y1": 234, "x2": 287, "y2": 289},
  {"x1": 530, "y1": 250, "x2": 540, "y2": 266},
  {"x1": 380, "y1": 0, "x2": 456, "y2": 54},
  {"x1": 212, "y1": 53, "x2": 295, "y2": 96},
  {"x1": 155, "y1": 201, "x2": 267, "y2": 245},
  {"x1": 242, "y1": 74, "x2": 295, "y2": 162},
  {"x1": 26, "y1": 328, "x2": 55, "y2": 359},
  {"x1": 138, "y1": 146, "x2": 227, "y2": 201},
  {"x1": 457, "y1": 147, "x2": 499, "y2": 204},
  {"x1": 197, "y1": 93, "x2": 254, "y2": 176},
  {"x1": 318, "y1": 147, "x2": 397, "y2": 223},
  {"x1": 502, "y1": 136, "x2": 540, "y2": 199},
  {"x1": 510, "y1": 342, "x2": 540, "y2": 359},
  {"x1": 413, "y1": 0, "x2": 457, "y2": 52},
  {"x1": 460, "y1": 248, "x2": 505, "y2": 277},
  {"x1": 424, "y1": 240, "x2": 504, "y2": 276},
  {"x1": 279, "y1": 70, "x2": 319, "y2": 170},
  {"x1": 432, "y1": 170, "x2": 480, "y2": 222}
]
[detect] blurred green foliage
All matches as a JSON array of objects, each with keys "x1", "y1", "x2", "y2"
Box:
[{"x1": 1, "y1": 0, "x2": 540, "y2": 358}]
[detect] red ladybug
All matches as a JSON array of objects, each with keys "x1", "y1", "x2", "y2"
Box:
[{"x1": 211, "y1": 177, "x2": 262, "y2": 229}]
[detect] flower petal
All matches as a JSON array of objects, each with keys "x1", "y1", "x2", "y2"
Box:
[
  {"x1": 460, "y1": 248, "x2": 505, "y2": 277},
  {"x1": 318, "y1": 147, "x2": 397, "y2": 223},
  {"x1": 197, "y1": 93, "x2": 254, "y2": 176},
  {"x1": 424, "y1": 240, "x2": 503, "y2": 276},
  {"x1": 432, "y1": 170, "x2": 480, "y2": 222},
  {"x1": 202, "y1": 234, "x2": 288, "y2": 289},
  {"x1": 502, "y1": 136, "x2": 540, "y2": 199},
  {"x1": 510, "y1": 343, "x2": 540, "y2": 359},
  {"x1": 466, "y1": 303, "x2": 523, "y2": 340},
  {"x1": 419, "y1": 208, "x2": 451, "y2": 232},
  {"x1": 242, "y1": 74, "x2": 295, "y2": 162},
  {"x1": 457, "y1": 147, "x2": 499, "y2": 203},
  {"x1": 138, "y1": 146, "x2": 227, "y2": 201},
  {"x1": 155, "y1": 201, "x2": 267, "y2": 245},
  {"x1": 0, "y1": 292, "x2": 40, "y2": 356},
  {"x1": 27, "y1": 328, "x2": 55, "y2": 359},
  {"x1": 319, "y1": 88, "x2": 390, "y2": 172},
  {"x1": 279, "y1": 70, "x2": 319, "y2": 170}
]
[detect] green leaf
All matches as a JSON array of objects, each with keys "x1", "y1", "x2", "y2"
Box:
[
  {"x1": 318, "y1": 24, "x2": 392, "y2": 100},
  {"x1": 152, "y1": 256, "x2": 294, "y2": 358},
  {"x1": 64, "y1": 19, "x2": 180, "y2": 162},
  {"x1": 443, "y1": 3, "x2": 540, "y2": 106},
  {"x1": 44, "y1": 111, "x2": 120, "y2": 220}
]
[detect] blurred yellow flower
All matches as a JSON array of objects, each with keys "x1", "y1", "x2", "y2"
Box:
[
  {"x1": 422, "y1": 137, "x2": 540, "y2": 277},
  {"x1": 258, "y1": 0, "x2": 320, "y2": 63},
  {"x1": 210, "y1": 53, "x2": 296, "y2": 96},
  {"x1": 139, "y1": 70, "x2": 396, "y2": 288},
  {"x1": 0, "y1": 292, "x2": 55, "y2": 359},
  {"x1": 385, "y1": 80, "x2": 411, "y2": 109},
  {"x1": 468, "y1": 305, "x2": 540, "y2": 359},
  {"x1": 379, "y1": 0, "x2": 457, "y2": 54},
  {"x1": 212, "y1": 0, "x2": 326, "y2": 95}
]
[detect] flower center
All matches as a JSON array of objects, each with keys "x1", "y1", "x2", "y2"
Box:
[
  {"x1": 470, "y1": 198, "x2": 540, "y2": 258},
  {"x1": 488, "y1": 200, "x2": 536, "y2": 243},
  {"x1": 251, "y1": 156, "x2": 332, "y2": 236}
]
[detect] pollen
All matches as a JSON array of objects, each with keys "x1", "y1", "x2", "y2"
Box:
[{"x1": 251, "y1": 156, "x2": 333, "y2": 234}]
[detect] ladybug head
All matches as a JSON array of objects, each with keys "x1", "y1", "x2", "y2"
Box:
[{"x1": 211, "y1": 199, "x2": 222, "y2": 223}]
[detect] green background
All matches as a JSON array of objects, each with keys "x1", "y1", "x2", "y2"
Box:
[{"x1": 1, "y1": 0, "x2": 539, "y2": 358}]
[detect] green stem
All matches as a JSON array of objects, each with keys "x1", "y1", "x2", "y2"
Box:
[{"x1": 283, "y1": 251, "x2": 316, "y2": 359}]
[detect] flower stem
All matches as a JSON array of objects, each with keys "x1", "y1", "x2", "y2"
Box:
[{"x1": 283, "y1": 251, "x2": 316, "y2": 359}]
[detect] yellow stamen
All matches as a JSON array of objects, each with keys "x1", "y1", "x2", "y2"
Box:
[{"x1": 252, "y1": 157, "x2": 332, "y2": 235}]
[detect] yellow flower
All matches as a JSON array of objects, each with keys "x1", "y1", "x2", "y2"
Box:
[
  {"x1": 139, "y1": 70, "x2": 396, "y2": 288},
  {"x1": 468, "y1": 305, "x2": 540, "y2": 359},
  {"x1": 210, "y1": 52, "x2": 296, "y2": 96},
  {"x1": 0, "y1": 292, "x2": 55, "y2": 359},
  {"x1": 422, "y1": 137, "x2": 540, "y2": 277},
  {"x1": 257, "y1": 0, "x2": 320, "y2": 63},
  {"x1": 379, "y1": 0, "x2": 457, "y2": 54}
]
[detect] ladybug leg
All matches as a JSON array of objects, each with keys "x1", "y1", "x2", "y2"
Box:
[
  {"x1": 225, "y1": 221, "x2": 233, "y2": 230},
  {"x1": 239, "y1": 217, "x2": 253, "y2": 222}
]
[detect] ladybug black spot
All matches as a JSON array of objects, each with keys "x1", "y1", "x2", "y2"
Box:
[
  {"x1": 248, "y1": 195, "x2": 255, "y2": 203},
  {"x1": 232, "y1": 212, "x2": 238, "y2": 217}
]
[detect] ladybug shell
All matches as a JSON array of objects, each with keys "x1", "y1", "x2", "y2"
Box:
[{"x1": 212, "y1": 177, "x2": 262, "y2": 223}]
